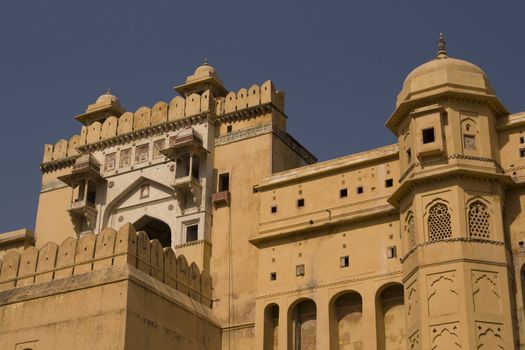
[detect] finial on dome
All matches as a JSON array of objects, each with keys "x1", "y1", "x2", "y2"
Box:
[
  {"x1": 204, "y1": 57, "x2": 209, "y2": 65},
  {"x1": 437, "y1": 33, "x2": 448, "y2": 59},
  {"x1": 106, "y1": 88, "x2": 112, "y2": 95}
]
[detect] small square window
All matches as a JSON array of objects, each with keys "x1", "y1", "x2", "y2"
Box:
[
  {"x1": 385, "y1": 179, "x2": 393, "y2": 188},
  {"x1": 357, "y1": 186, "x2": 363, "y2": 194},
  {"x1": 406, "y1": 148, "x2": 412, "y2": 163},
  {"x1": 186, "y1": 224, "x2": 198, "y2": 242},
  {"x1": 520, "y1": 136, "x2": 524, "y2": 144},
  {"x1": 520, "y1": 149, "x2": 525, "y2": 158},
  {"x1": 227, "y1": 125, "x2": 233, "y2": 133},
  {"x1": 422, "y1": 128, "x2": 435, "y2": 144},
  {"x1": 340, "y1": 256, "x2": 349, "y2": 268},
  {"x1": 270, "y1": 272, "x2": 277, "y2": 281},
  {"x1": 386, "y1": 246, "x2": 397, "y2": 259},
  {"x1": 296, "y1": 264, "x2": 305, "y2": 277},
  {"x1": 340, "y1": 188, "x2": 348, "y2": 198},
  {"x1": 297, "y1": 198, "x2": 305, "y2": 207},
  {"x1": 271, "y1": 206, "x2": 277, "y2": 214}
]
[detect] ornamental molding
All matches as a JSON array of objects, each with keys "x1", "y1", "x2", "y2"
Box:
[
  {"x1": 78, "y1": 112, "x2": 211, "y2": 154},
  {"x1": 41, "y1": 179, "x2": 68, "y2": 193},
  {"x1": 214, "y1": 121, "x2": 316, "y2": 164},
  {"x1": 215, "y1": 123, "x2": 273, "y2": 146},
  {"x1": 215, "y1": 102, "x2": 277, "y2": 125},
  {"x1": 174, "y1": 239, "x2": 210, "y2": 249},
  {"x1": 261, "y1": 195, "x2": 391, "y2": 226},
  {"x1": 390, "y1": 93, "x2": 507, "y2": 131},
  {"x1": 39, "y1": 155, "x2": 78, "y2": 173},
  {"x1": 400, "y1": 237, "x2": 506, "y2": 263},
  {"x1": 393, "y1": 165, "x2": 510, "y2": 205},
  {"x1": 255, "y1": 270, "x2": 402, "y2": 300},
  {"x1": 399, "y1": 154, "x2": 503, "y2": 183}
]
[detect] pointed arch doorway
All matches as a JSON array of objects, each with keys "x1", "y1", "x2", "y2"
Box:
[{"x1": 134, "y1": 215, "x2": 172, "y2": 247}]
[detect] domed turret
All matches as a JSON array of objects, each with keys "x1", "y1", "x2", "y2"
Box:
[
  {"x1": 191, "y1": 59, "x2": 217, "y2": 79},
  {"x1": 75, "y1": 89, "x2": 125, "y2": 125},
  {"x1": 175, "y1": 59, "x2": 228, "y2": 97},
  {"x1": 95, "y1": 89, "x2": 119, "y2": 104},
  {"x1": 397, "y1": 33, "x2": 495, "y2": 107}
]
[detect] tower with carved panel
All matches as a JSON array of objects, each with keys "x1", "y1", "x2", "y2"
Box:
[{"x1": 387, "y1": 34, "x2": 515, "y2": 349}]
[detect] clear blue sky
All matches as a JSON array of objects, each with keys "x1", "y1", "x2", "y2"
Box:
[{"x1": 0, "y1": 1, "x2": 524, "y2": 232}]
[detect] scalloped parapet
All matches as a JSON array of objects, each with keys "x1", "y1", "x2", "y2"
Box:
[
  {"x1": 0, "y1": 223, "x2": 213, "y2": 306},
  {"x1": 41, "y1": 80, "x2": 283, "y2": 165}
]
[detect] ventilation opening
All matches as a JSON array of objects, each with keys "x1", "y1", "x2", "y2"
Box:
[
  {"x1": 270, "y1": 272, "x2": 277, "y2": 281},
  {"x1": 386, "y1": 246, "x2": 397, "y2": 259},
  {"x1": 340, "y1": 256, "x2": 349, "y2": 268},
  {"x1": 296, "y1": 264, "x2": 305, "y2": 277},
  {"x1": 297, "y1": 198, "x2": 305, "y2": 207},
  {"x1": 385, "y1": 179, "x2": 393, "y2": 188},
  {"x1": 422, "y1": 128, "x2": 435, "y2": 144},
  {"x1": 271, "y1": 206, "x2": 277, "y2": 214},
  {"x1": 340, "y1": 188, "x2": 348, "y2": 198},
  {"x1": 357, "y1": 186, "x2": 363, "y2": 194}
]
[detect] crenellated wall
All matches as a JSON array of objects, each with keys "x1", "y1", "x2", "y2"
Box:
[
  {"x1": 0, "y1": 222, "x2": 213, "y2": 306},
  {"x1": 42, "y1": 80, "x2": 284, "y2": 164}
]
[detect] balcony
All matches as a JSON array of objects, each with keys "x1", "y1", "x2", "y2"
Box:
[
  {"x1": 68, "y1": 199, "x2": 97, "y2": 233},
  {"x1": 161, "y1": 130, "x2": 207, "y2": 160},
  {"x1": 172, "y1": 176, "x2": 202, "y2": 207},
  {"x1": 212, "y1": 191, "x2": 230, "y2": 206}
]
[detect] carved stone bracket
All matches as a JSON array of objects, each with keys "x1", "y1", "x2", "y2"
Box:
[{"x1": 172, "y1": 176, "x2": 202, "y2": 211}]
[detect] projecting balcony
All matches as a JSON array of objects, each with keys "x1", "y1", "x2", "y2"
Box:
[
  {"x1": 212, "y1": 191, "x2": 230, "y2": 206},
  {"x1": 59, "y1": 154, "x2": 105, "y2": 186},
  {"x1": 68, "y1": 199, "x2": 97, "y2": 217},
  {"x1": 161, "y1": 130, "x2": 207, "y2": 160},
  {"x1": 172, "y1": 176, "x2": 202, "y2": 206}
]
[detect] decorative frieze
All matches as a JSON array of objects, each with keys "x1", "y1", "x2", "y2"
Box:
[{"x1": 40, "y1": 179, "x2": 68, "y2": 193}]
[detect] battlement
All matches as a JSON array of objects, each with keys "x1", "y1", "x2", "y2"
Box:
[
  {"x1": 0, "y1": 223, "x2": 212, "y2": 307},
  {"x1": 42, "y1": 80, "x2": 283, "y2": 165}
]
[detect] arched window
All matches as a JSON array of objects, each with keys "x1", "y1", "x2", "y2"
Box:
[
  {"x1": 468, "y1": 200, "x2": 490, "y2": 239},
  {"x1": 428, "y1": 203, "x2": 452, "y2": 242},
  {"x1": 134, "y1": 215, "x2": 172, "y2": 247},
  {"x1": 406, "y1": 213, "x2": 416, "y2": 248}
]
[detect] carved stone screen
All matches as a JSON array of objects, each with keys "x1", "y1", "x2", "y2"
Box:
[
  {"x1": 428, "y1": 203, "x2": 452, "y2": 242},
  {"x1": 468, "y1": 201, "x2": 490, "y2": 239}
]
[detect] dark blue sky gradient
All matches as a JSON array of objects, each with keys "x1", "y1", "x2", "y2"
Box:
[{"x1": 0, "y1": 1, "x2": 524, "y2": 232}]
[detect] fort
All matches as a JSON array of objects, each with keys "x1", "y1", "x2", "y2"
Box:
[{"x1": 1, "y1": 34, "x2": 525, "y2": 349}]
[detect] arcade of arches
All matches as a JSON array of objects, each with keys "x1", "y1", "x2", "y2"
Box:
[{"x1": 262, "y1": 284, "x2": 405, "y2": 350}]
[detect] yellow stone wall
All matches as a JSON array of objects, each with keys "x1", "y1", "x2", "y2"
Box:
[{"x1": 2, "y1": 49, "x2": 525, "y2": 349}]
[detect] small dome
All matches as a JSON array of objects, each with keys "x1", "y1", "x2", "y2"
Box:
[
  {"x1": 194, "y1": 62, "x2": 216, "y2": 77},
  {"x1": 96, "y1": 90, "x2": 119, "y2": 104},
  {"x1": 403, "y1": 57, "x2": 487, "y2": 87},
  {"x1": 397, "y1": 34, "x2": 495, "y2": 106}
]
